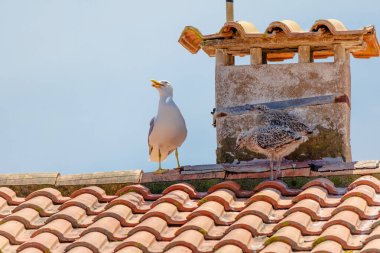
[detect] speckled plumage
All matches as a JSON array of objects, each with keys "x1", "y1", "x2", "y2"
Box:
[{"x1": 255, "y1": 105, "x2": 314, "y2": 135}]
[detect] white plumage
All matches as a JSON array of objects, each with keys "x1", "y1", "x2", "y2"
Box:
[{"x1": 148, "y1": 80, "x2": 187, "y2": 171}]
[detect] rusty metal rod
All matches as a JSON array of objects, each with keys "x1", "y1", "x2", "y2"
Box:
[
  {"x1": 226, "y1": 0, "x2": 234, "y2": 22},
  {"x1": 213, "y1": 94, "x2": 350, "y2": 119}
]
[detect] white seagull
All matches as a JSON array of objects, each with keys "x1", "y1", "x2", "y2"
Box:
[{"x1": 148, "y1": 80, "x2": 187, "y2": 173}]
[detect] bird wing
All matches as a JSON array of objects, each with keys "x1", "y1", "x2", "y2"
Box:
[
  {"x1": 148, "y1": 117, "x2": 155, "y2": 155},
  {"x1": 257, "y1": 126, "x2": 301, "y2": 149}
]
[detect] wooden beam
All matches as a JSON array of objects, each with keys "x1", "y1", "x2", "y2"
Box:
[
  {"x1": 334, "y1": 44, "x2": 347, "y2": 62},
  {"x1": 226, "y1": 54, "x2": 235, "y2": 66},
  {"x1": 215, "y1": 49, "x2": 226, "y2": 66},
  {"x1": 203, "y1": 34, "x2": 366, "y2": 53},
  {"x1": 250, "y1": 48, "x2": 263, "y2": 65},
  {"x1": 298, "y1": 46, "x2": 313, "y2": 63}
]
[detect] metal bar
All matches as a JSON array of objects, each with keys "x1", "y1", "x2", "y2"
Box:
[
  {"x1": 226, "y1": 0, "x2": 234, "y2": 22},
  {"x1": 213, "y1": 94, "x2": 350, "y2": 119}
]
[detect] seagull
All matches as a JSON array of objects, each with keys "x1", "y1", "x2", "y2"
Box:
[
  {"x1": 148, "y1": 80, "x2": 187, "y2": 173},
  {"x1": 255, "y1": 105, "x2": 314, "y2": 135},
  {"x1": 236, "y1": 125, "x2": 308, "y2": 180}
]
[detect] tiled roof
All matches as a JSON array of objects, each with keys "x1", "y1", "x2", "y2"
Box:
[
  {"x1": 1, "y1": 175, "x2": 380, "y2": 252},
  {"x1": 178, "y1": 19, "x2": 380, "y2": 61}
]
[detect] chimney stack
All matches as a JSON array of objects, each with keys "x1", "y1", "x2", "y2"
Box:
[{"x1": 178, "y1": 3, "x2": 380, "y2": 165}]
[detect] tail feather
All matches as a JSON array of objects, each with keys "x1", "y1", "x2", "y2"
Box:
[{"x1": 149, "y1": 147, "x2": 170, "y2": 162}]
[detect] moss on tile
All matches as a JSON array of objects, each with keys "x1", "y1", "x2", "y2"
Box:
[
  {"x1": 142, "y1": 179, "x2": 223, "y2": 194},
  {"x1": 216, "y1": 136, "x2": 265, "y2": 164},
  {"x1": 286, "y1": 126, "x2": 345, "y2": 161}
]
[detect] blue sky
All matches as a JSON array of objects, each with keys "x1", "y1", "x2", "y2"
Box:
[{"x1": 0, "y1": 0, "x2": 379, "y2": 174}]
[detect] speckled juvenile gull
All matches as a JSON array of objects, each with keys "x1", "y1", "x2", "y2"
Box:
[
  {"x1": 148, "y1": 80, "x2": 187, "y2": 173},
  {"x1": 236, "y1": 125, "x2": 308, "y2": 180}
]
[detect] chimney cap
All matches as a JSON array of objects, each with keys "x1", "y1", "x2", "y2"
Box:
[{"x1": 178, "y1": 19, "x2": 380, "y2": 61}]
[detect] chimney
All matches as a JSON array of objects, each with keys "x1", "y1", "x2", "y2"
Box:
[{"x1": 179, "y1": 16, "x2": 379, "y2": 165}]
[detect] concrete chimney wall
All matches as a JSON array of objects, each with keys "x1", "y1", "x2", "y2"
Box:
[{"x1": 214, "y1": 48, "x2": 352, "y2": 163}]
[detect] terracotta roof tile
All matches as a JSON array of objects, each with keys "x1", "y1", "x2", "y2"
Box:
[
  {"x1": 301, "y1": 178, "x2": 346, "y2": 195},
  {"x1": 114, "y1": 246, "x2": 143, "y2": 253},
  {"x1": 152, "y1": 190, "x2": 197, "y2": 211},
  {"x1": 348, "y1": 175, "x2": 380, "y2": 193},
  {"x1": 66, "y1": 231, "x2": 109, "y2": 253},
  {"x1": 237, "y1": 200, "x2": 285, "y2": 223},
  {"x1": 142, "y1": 202, "x2": 189, "y2": 225},
  {"x1": 0, "y1": 220, "x2": 29, "y2": 244},
  {"x1": 310, "y1": 240, "x2": 343, "y2": 253},
  {"x1": 81, "y1": 216, "x2": 125, "y2": 241},
  {"x1": 107, "y1": 192, "x2": 150, "y2": 213},
  {"x1": 293, "y1": 186, "x2": 340, "y2": 207},
  {"x1": 95, "y1": 204, "x2": 140, "y2": 226},
  {"x1": 14, "y1": 196, "x2": 57, "y2": 216},
  {"x1": 129, "y1": 216, "x2": 175, "y2": 241},
  {"x1": 362, "y1": 238, "x2": 380, "y2": 253},
  {"x1": 115, "y1": 231, "x2": 161, "y2": 253},
  {"x1": 26, "y1": 188, "x2": 70, "y2": 204},
  {"x1": 116, "y1": 184, "x2": 162, "y2": 200},
  {"x1": 261, "y1": 241, "x2": 292, "y2": 253},
  {"x1": 201, "y1": 189, "x2": 245, "y2": 211},
  {"x1": 163, "y1": 183, "x2": 205, "y2": 199},
  {"x1": 71, "y1": 186, "x2": 117, "y2": 202},
  {"x1": 60, "y1": 193, "x2": 106, "y2": 214},
  {"x1": 0, "y1": 176, "x2": 380, "y2": 252},
  {"x1": 226, "y1": 214, "x2": 271, "y2": 236},
  {"x1": 285, "y1": 199, "x2": 333, "y2": 221},
  {"x1": 247, "y1": 188, "x2": 292, "y2": 208},
  {"x1": 254, "y1": 181, "x2": 301, "y2": 196},
  {"x1": 32, "y1": 218, "x2": 78, "y2": 242},
  {"x1": 5, "y1": 208, "x2": 45, "y2": 229},
  {"x1": 47, "y1": 205, "x2": 93, "y2": 228},
  {"x1": 0, "y1": 187, "x2": 25, "y2": 205},
  {"x1": 188, "y1": 201, "x2": 237, "y2": 225},
  {"x1": 214, "y1": 244, "x2": 243, "y2": 253},
  {"x1": 18, "y1": 249, "x2": 44, "y2": 253},
  {"x1": 17, "y1": 232, "x2": 61, "y2": 252},
  {"x1": 66, "y1": 246, "x2": 94, "y2": 253}
]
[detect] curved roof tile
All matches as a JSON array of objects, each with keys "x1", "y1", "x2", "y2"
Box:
[
  {"x1": 311, "y1": 19, "x2": 348, "y2": 33},
  {"x1": 266, "y1": 20, "x2": 304, "y2": 34}
]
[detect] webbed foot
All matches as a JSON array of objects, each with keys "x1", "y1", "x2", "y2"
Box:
[{"x1": 154, "y1": 168, "x2": 169, "y2": 174}]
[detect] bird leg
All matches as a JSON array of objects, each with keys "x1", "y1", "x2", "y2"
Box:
[
  {"x1": 175, "y1": 148, "x2": 181, "y2": 169},
  {"x1": 269, "y1": 158, "x2": 274, "y2": 181},
  {"x1": 154, "y1": 149, "x2": 168, "y2": 174},
  {"x1": 159, "y1": 149, "x2": 162, "y2": 170},
  {"x1": 275, "y1": 158, "x2": 282, "y2": 180}
]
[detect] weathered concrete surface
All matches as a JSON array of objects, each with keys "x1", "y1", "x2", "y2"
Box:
[{"x1": 215, "y1": 60, "x2": 351, "y2": 163}]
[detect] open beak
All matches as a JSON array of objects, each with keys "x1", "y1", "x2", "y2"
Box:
[{"x1": 151, "y1": 79, "x2": 163, "y2": 88}]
